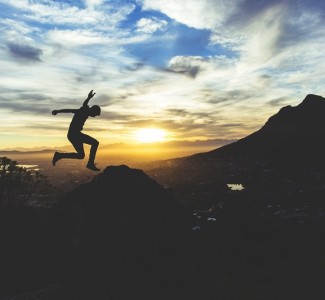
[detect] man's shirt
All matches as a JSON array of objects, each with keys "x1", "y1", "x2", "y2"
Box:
[{"x1": 68, "y1": 105, "x2": 90, "y2": 133}]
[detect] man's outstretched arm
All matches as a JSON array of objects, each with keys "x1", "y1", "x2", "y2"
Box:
[
  {"x1": 52, "y1": 109, "x2": 77, "y2": 115},
  {"x1": 83, "y1": 90, "x2": 96, "y2": 107}
]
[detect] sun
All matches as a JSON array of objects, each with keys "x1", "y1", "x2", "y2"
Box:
[{"x1": 135, "y1": 128, "x2": 166, "y2": 143}]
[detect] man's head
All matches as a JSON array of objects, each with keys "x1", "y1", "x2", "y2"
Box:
[{"x1": 90, "y1": 105, "x2": 101, "y2": 117}]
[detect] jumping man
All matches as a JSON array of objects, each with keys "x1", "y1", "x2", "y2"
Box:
[{"x1": 52, "y1": 90, "x2": 101, "y2": 171}]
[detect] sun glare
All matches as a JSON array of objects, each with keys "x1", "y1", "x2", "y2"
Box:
[{"x1": 135, "y1": 128, "x2": 166, "y2": 143}]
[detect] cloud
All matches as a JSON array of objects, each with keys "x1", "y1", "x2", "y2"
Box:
[
  {"x1": 167, "y1": 55, "x2": 236, "y2": 78},
  {"x1": 165, "y1": 108, "x2": 213, "y2": 120},
  {"x1": 225, "y1": 0, "x2": 286, "y2": 27},
  {"x1": 136, "y1": 17, "x2": 168, "y2": 34},
  {"x1": 0, "y1": 100, "x2": 50, "y2": 114},
  {"x1": 167, "y1": 56, "x2": 202, "y2": 78},
  {"x1": 141, "y1": 0, "x2": 325, "y2": 68},
  {"x1": 140, "y1": 0, "x2": 236, "y2": 30},
  {"x1": 0, "y1": 0, "x2": 128, "y2": 26},
  {"x1": 0, "y1": 18, "x2": 39, "y2": 40},
  {"x1": 46, "y1": 29, "x2": 105, "y2": 47},
  {"x1": 267, "y1": 97, "x2": 291, "y2": 107},
  {"x1": 6, "y1": 42, "x2": 43, "y2": 62},
  {"x1": 84, "y1": 0, "x2": 104, "y2": 8},
  {"x1": 120, "y1": 62, "x2": 146, "y2": 73}
]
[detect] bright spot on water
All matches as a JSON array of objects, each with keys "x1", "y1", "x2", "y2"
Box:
[
  {"x1": 207, "y1": 217, "x2": 216, "y2": 222},
  {"x1": 18, "y1": 165, "x2": 39, "y2": 171},
  {"x1": 192, "y1": 226, "x2": 201, "y2": 231},
  {"x1": 227, "y1": 184, "x2": 245, "y2": 191}
]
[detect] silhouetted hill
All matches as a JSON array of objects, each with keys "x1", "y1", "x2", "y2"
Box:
[
  {"x1": 196, "y1": 94, "x2": 325, "y2": 164},
  {"x1": 52, "y1": 165, "x2": 184, "y2": 298},
  {"x1": 58, "y1": 164, "x2": 181, "y2": 225}
]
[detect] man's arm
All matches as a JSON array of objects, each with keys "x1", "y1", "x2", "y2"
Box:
[
  {"x1": 52, "y1": 109, "x2": 77, "y2": 115},
  {"x1": 83, "y1": 90, "x2": 96, "y2": 107}
]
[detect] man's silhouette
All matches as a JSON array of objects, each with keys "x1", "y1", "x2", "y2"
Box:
[{"x1": 52, "y1": 90, "x2": 101, "y2": 171}]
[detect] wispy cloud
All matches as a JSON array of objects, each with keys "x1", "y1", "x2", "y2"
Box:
[
  {"x1": 6, "y1": 42, "x2": 43, "y2": 62},
  {"x1": 136, "y1": 17, "x2": 168, "y2": 34}
]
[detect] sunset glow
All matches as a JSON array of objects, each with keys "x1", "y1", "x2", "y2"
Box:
[{"x1": 135, "y1": 128, "x2": 166, "y2": 143}]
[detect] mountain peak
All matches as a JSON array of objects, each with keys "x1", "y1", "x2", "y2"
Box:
[
  {"x1": 263, "y1": 93, "x2": 325, "y2": 127},
  {"x1": 303, "y1": 93, "x2": 324, "y2": 101},
  {"x1": 102, "y1": 164, "x2": 148, "y2": 182},
  {"x1": 298, "y1": 94, "x2": 325, "y2": 108},
  {"x1": 92, "y1": 164, "x2": 166, "y2": 196}
]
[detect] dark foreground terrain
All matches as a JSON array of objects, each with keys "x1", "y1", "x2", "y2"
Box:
[
  {"x1": 1, "y1": 95, "x2": 325, "y2": 299},
  {"x1": 0, "y1": 165, "x2": 324, "y2": 300}
]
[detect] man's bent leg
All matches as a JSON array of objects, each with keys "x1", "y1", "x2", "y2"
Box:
[
  {"x1": 52, "y1": 133, "x2": 85, "y2": 166},
  {"x1": 63, "y1": 134, "x2": 85, "y2": 159},
  {"x1": 52, "y1": 151, "x2": 61, "y2": 166},
  {"x1": 81, "y1": 133, "x2": 100, "y2": 171},
  {"x1": 89, "y1": 140, "x2": 99, "y2": 164}
]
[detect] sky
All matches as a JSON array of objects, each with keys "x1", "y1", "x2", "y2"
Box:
[{"x1": 0, "y1": 0, "x2": 324, "y2": 149}]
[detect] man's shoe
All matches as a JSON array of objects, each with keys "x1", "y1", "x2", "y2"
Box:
[
  {"x1": 86, "y1": 162, "x2": 100, "y2": 171},
  {"x1": 52, "y1": 151, "x2": 61, "y2": 166}
]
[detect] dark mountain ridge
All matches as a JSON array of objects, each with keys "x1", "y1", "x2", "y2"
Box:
[{"x1": 195, "y1": 94, "x2": 325, "y2": 164}]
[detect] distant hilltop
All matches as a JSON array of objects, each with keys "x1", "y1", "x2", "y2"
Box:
[
  {"x1": 194, "y1": 94, "x2": 325, "y2": 164},
  {"x1": 0, "y1": 149, "x2": 54, "y2": 155}
]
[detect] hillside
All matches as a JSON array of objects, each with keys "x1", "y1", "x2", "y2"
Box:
[{"x1": 197, "y1": 94, "x2": 325, "y2": 163}]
